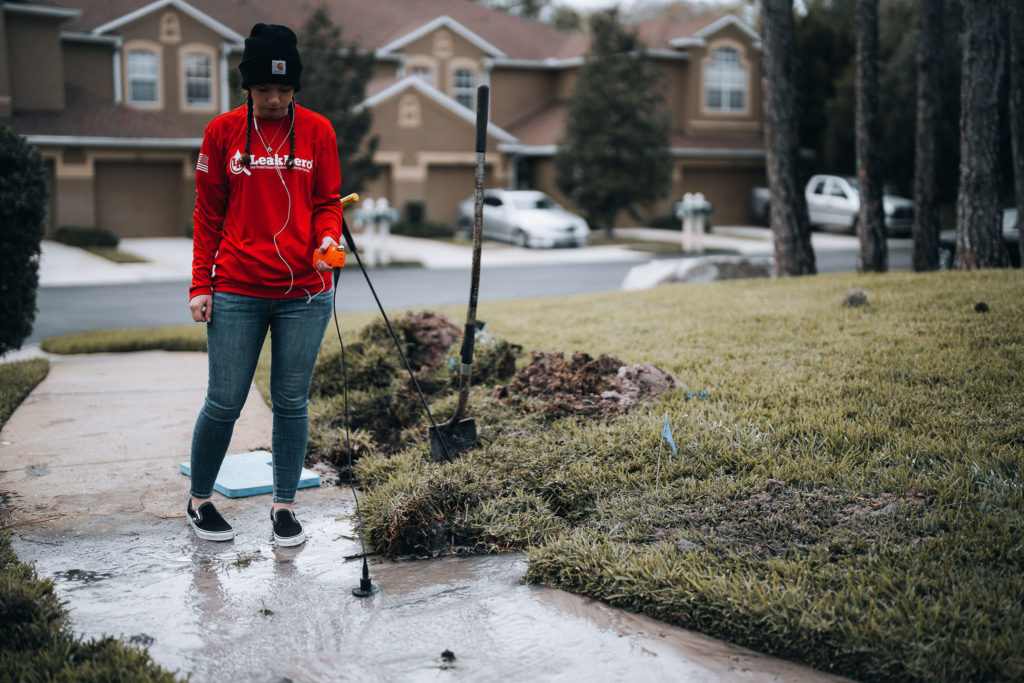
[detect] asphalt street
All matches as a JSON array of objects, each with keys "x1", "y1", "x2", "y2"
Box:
[{"x1": 28, "y1": 241, "x2": 911, "y2": 345}]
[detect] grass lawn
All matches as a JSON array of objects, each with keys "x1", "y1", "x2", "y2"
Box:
[
  {"x1": 342, "y1": 269, "x2": 1023, "y2": 682},
  {"x1": 18, "y1": 268, "x2": 1024, "y2": 681}
]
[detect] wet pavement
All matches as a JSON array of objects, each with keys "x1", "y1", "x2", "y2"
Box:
[{"x1": 2, "y1": 351, "x2": 850, "y2": 682}]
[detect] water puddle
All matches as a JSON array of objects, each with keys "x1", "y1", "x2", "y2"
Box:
[{"x1": 14, "y1": 496, "x2": 846, "y2": 682}]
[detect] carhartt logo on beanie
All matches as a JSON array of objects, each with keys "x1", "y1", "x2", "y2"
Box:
[{"x1": 239, "y1": 23, "x2": 302, "y2": 91}]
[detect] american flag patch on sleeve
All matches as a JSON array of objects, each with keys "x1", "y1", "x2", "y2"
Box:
[{"x1": 196, "y1": 153, "x2": 209, "y2": 173}]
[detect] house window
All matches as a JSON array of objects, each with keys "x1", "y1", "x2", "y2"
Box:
[
  {"x1": 453, "y1": 69, "x2": 475, "y2": 109},
  {"x1": 127, "y1": 50, "x2": 159, "y2": 105},
  {"x1": 705, "y1": 47, "x2": 746, "y2": 112},
  {"x1": 411, "y1": 66, "x2": 435, "y2": 86},
  {"x1": 184, "y1": 54, "x2": 213, "y2": 106}
]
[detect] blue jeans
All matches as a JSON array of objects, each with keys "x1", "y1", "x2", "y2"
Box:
[{"x1": 189, "y1": 291, "x2": 333, "y2": 504}]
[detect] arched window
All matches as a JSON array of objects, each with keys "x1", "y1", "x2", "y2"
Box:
[
  {"x1": 453, "y1": 69, "x2": 475, "y2": 109},
  {"x1": 127, "y1": 49, "x2": 159, "y2": 105},
  {"x1": 183, "y1": 53, "x2": 213, "y2": 107},
  {"x1": 704, "y1": 47, "x2": 746, "y2": 112}
]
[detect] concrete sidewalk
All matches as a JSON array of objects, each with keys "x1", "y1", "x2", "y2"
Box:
[
  {"x1": 1, "y1": 350, "x2": 848, "y2": 682},
  {"x1": 38, "y1": 226, "x2": 809, "y2": 288}
]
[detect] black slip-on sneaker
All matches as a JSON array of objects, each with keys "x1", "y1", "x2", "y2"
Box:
[
  {"x1": 271, "y1": 508, "x2": 305, "y2": 547},
  {"x1": 187, "y1": 500, "x2": 235, "y2": 542}
]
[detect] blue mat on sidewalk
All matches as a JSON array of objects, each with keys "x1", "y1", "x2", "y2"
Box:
[{"x1": 179, "y1": 450, "x2": 320, "y2": 498}]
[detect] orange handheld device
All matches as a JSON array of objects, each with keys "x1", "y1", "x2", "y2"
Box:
[
  {"x1": 314, "y1": 193, "x2": 359, "y2": 269},
  {"x1": 318, "y1": 244, "x2": 346, "y2": 268}
]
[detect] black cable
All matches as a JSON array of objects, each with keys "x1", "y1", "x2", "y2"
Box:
[
  {"x1": 329, "y1": 220, "x2": 455, "y2": 597},
  {"x1": 340, "y1": 220, "x2": 453, "y2": 461},
  {"x1": 332, "y1": 266, "x2": 375, "y2": 597}
]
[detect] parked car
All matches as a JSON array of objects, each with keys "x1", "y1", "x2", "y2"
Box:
[
  {"x1": 455, "y1": 189, "x2": 590, "y2": 248},
  {"x1": 938, "y1": 208, "x2": 1021, "y2": 268},
  {"x1": 751, "y1": 175, "x2": 915, "y2": 236},
  {"x1": 806, "y1": 175, "x2": 914, "y2": 236}
]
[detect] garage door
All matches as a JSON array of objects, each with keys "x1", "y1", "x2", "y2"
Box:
[
  {"x1": 95, "y1": 161, "x2": 182, "y2": 237},
  {"x1": 426, "y1": 164, "x2": 494, "y2": 225},
  {"x1": 680, "y1": 166, "x2": 765, "y2": 226}
]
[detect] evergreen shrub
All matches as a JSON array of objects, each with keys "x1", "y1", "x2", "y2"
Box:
[
  {"x1": 53, "y1": 225, "x2": 120, "y2": 248},
  {"x1": 0, "y1": 125, "x2": 49, "y2": 355}
]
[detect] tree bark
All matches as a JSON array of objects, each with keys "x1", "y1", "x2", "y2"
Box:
[
  {"x1": 855, "y1": 0, "x2": 886, "y2": 273},
  {"x1": 760, "y1": 0, "x2": 816, "y2": 277},
  {"x1": 912, "y1": 0, "x2": 943, "y2": 271},
  {"x1": 956, "y1": 0, "x2": 1007, "y2": 268},
  {"x1": 1010, "y1": 0, "x2": 1024, "y2": 267}
]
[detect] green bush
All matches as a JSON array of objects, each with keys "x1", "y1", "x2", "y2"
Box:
[
  {"x1": 0, "y1": 358, "x2": 49, "y2": 429},
  {"x1": 391, "y1": 220, "x2": 455, "y2": 238},
  {"x1": 0, "y1": 125, "x2": 49, "y2": 355},
  {"x1": 40, "y1": 325, "x2": 206, "y2": 354},
  {"x1": 53, "y1": 225, "x2": 120, "y2": 248},
  {"x1": 404, "y1": 200, "x2": 426, "y2": 224}
]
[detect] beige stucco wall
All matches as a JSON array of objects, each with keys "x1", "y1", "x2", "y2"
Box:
[
  {"x1": 369, "y1": 83, "x2": 506, "y2": 224},
  {"x1": 63, "y1": 41, "x2": 115, "y2": 99},
  {"x1": 6, "y1": 13, "x2": 65, "y2": 111},
  {"x1": 653, "y1": 58, "x2": 691, "y2": 135},
  {"x1": 42, "y1": 146, "x2": 195, "y2": 237},
  {"x1": 489, "y1": 67, "x2": 558, "y2": 127},
  {"x1": 401, "y1": 27, "x2": 484, "y2": 102},
  {"x1": 117, "y1": 8, "x2": 227, "y2": 125}
]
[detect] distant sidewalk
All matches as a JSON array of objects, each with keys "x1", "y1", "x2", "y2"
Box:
[{"x1": 37, "y1": 226, "x2": 848, "y2": 288}]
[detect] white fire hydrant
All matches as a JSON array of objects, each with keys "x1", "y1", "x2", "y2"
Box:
[
  {"x1": 353, "y1": 197, "x2": 399, "y2": 266},
  {"x1": 675, "y1": 192, "x2": 713, "y2": 254}
]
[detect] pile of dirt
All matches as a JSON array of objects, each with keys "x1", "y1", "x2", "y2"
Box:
[
  {"x1": 492, "y1": 351, "x2": 683, "y2": 418},
  {"x1": 402, "y1": 311, "x2": 462, "y2": 370}
]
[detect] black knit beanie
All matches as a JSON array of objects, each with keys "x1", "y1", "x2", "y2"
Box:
[{"x1": 239, "y1": 23, "x2": 302, "y2": 91}]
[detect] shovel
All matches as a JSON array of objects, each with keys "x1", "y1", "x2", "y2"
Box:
[{"x1": 429, "y1": 84, "x2": 489, "y2": 462}]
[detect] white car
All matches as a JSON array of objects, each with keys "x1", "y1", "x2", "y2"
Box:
[
  {"x1": 805, "y1": 174, "x2": 914, "y2": 236},
  {"x1": 455, "y1": 189, "x2": 590, "y2": 248}
]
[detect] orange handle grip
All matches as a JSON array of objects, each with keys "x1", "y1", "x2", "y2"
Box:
[{"x1": 340, "y1": 193, "x2": 359, "y2": 207}]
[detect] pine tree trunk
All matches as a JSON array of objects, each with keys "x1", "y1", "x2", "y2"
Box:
[
  {"x1": 912, "y1": 0, "x2": 943, "y2": 272},
  {"x1": 1010, "y1": 0, "x2": 1024, "y2": 267},
  {"x1": 855, "y1": 0, "x2": 886, "y2": 273},
  {"x1": 956, "y1": 0, "x2": 1007, "y2": 268},
  {"x1": 760, "y1": 0, "x2": 816, "y2": 277}
]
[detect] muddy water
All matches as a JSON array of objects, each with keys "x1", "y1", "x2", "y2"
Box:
[{"x1": 13, "y1": 496, "x2": 847, "y2": 683}]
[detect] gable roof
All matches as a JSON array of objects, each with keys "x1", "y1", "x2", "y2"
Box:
[
  {"x1": 375, "y1": 15, "x2": 507, "y2": 59},
  {"x1": 358, "y1": 76, "x2": 518, "y2": 145},
  {"x1": 91, "y1": 0, "x2": 243, "y2": 41},
  {"x1": 31, "y1": 0, "x2": 579, "y2": 59}
]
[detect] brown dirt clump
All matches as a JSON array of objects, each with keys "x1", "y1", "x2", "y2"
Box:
[
  {"x1": 492, "y1": 351, "x2": 683, "y2": 418},
  {"x1": 401, "y1": 311, "x2": 461, "y2": 370}
]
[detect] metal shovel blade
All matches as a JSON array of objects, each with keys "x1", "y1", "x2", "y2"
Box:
[{"x1": 428, "y1": 418, "x2": 478, "y2": 462}]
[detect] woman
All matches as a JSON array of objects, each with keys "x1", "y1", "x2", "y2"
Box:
[{"x1": 186, "y1": 23, "x2": 342, "y2": 546}]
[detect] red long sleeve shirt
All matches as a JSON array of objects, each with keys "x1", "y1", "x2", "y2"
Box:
[{"x1": 190, "y1": 103, "x2": 343, "y2": 299}]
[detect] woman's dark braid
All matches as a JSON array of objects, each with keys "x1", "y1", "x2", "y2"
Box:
[
  {"x1": 240, "y1": 92, "x2": 253, "y2": 168},
  {"x1": 286, "y1": 100, "x2": 296, "y2": 169}
]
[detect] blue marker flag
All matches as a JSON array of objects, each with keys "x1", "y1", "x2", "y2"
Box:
[{"x1": 661, "y1": 413, "x2": 678, "y2": 458}]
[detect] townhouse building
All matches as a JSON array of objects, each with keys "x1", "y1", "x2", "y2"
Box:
[{"x1": 1, "y1": 0, "x2": 767, "y2": 237}]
